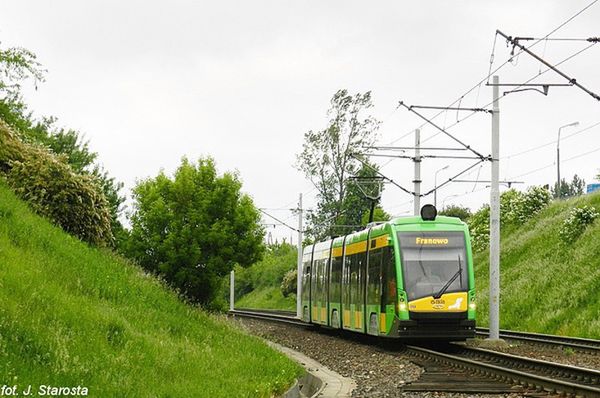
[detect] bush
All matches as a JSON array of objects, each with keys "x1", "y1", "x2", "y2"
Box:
[
  {"x1": 517, "y1": 186, "x2": 551, "y2": 223},
  {"x1": 439, "y1": 204, "x2": 471, "y2": 222},
  {"x1": 0, "y1": 120, "x2": 113, "y2": 246},
  {"x1": 281, "y1": 269, "x2": 297, "y2": 297},
  {"x1": 467, "y1": 205, "x2": 490, "y2": 253},
  {"x1": 559, "y1": 205, "x2": 599, "y2": 244}
]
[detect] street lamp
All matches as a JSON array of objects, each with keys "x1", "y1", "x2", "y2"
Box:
[
  {"x1": 556, "y1": 121, "x2": 579, "y2": 198},
  {"x1": 434, "y1": 165, "x2": 450, "y2": 207},
  {"x1": 441, "y1": 194, "x2": 460, "y2": 209}
]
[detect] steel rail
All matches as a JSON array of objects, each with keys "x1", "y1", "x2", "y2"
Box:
[
  {"x1": 406, "y1": 345, "x2": 600, "y2": 397},
  {"x1": 229, "y1": 310, "x2": 600, "y2": 395},
  {"x1": 228, "y1": 309, "x2": 311, "y2": 327},
  {"x1": 476, "y1": 327, "x2": 600, "y2": 353}
]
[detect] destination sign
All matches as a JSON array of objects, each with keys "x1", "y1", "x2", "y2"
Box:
[{"x1": 398, "y1": 231, "x2": 465, "y2": 249}]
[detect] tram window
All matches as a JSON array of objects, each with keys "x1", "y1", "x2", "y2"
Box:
[
  {"x1": 381, "y1": 247, "x2": 396, "y2": 306},
  {"x1": 343, "y1": 254, "x2": 351, "y2": 309},
  {"x1": 330, "y1": 255, "x2": 342, "y2": 304},
  {"x1": 367, "y1": 249, "x2": 382, "y2": 306}
]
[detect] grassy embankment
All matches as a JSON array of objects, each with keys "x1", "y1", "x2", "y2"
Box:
[
  {"x1": 474, "y1": 190, "x2": 600, "y2": 338},
  {"x1": 233, "y1": 244, "x2": 296, "y2": 311},
  {"x1": 0, "y1": 183, "x2": 302, "y2": 397}
]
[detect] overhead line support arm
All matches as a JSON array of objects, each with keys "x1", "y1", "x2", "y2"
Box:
[{"x1": 496, "y1": 29, "x2": 600, "y2": 101}]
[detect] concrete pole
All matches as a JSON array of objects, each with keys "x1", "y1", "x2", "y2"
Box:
[
  {"x1": 489, "y1": 75, "x2": 501, "y2": 340},
  {"x1": 229, "y1": 270, "x2": 235, "y2": 312},
  {"x1": 296, "y1": 193, "x2": 303, "y2": 318},
  {"x1": 413, "y1": 129, "x2": 421, "y2": 216}
]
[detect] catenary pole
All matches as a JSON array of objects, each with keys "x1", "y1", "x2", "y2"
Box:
[
  {"x1": 229, "y1": 270, "x2": 235, "y2": 312},
  {"x1": 489, "y1": 75, "x2": 501, "y2": 340},
  {"x1": 296, "y1": 193, "x2": 303, "y2": 318},
  {"x1": 413, "y1": 129, "x2": 421, "y2": 215}
]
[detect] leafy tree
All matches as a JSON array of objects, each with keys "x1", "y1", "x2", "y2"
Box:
[
  {"x1": 439, "y1": 204, "x2": 472, "y2": 222},
  {"x1": 296, "y1": 89, "x2": 380, "y2": 239},
  {"x1": 552, "y1": 174, "x2": 586, "y2": 199},
  {"x1": 126, "y1": 157, "x2": 265, "y2": 306},
  {"x1": 0, "y1": 43, "x2": 45, "y2": 100}
]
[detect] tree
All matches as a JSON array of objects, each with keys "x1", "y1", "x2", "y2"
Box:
[
  {"x1": 126, "y1": 157, "x2": 265, "y2": 306},
  {"x1": 439, "y1": 205, "x2": 471, "y2": 222},
  {"x1": 296, "y1": 89, "x2": 380, "y2": 239},
  {"x1": 0, "y1": 43, "x2": 45, "y2": 100},
  {"x1": 552, "y1": 174, "x2": 586, "y2": 199}
]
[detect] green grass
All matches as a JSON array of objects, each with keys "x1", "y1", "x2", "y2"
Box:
[
  {"x1": 474, "y1": 191, "x2": 600, "y2": 338},
  {"x1": 236, "y1": 287, "x2": 296, "y2": 311},
  {"x1": 0, "y1": 182, "x2": 303, "y2": 397},
  {"x1": 232, "y1": 243, "x2": 297, "y2": 311}
]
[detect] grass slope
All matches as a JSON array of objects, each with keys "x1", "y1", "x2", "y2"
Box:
[
  {"x1": 0, "y1": 182, "x2": 302, "y2": 397},
  {"x1": 474, "y1": 191, "x2": 600, "y2": 338},
  {"x1": 236, "y1": 287, "x2": 296, "y2": 311}
]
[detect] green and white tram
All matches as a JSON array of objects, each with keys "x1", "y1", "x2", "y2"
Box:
[{"x1": 300, "y1": 205, "x2": 476, "y2": 340}]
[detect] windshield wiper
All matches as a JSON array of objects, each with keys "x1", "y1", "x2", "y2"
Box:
[{"x1": 433, "y1": 255, "x2": 462, "y2": 299}]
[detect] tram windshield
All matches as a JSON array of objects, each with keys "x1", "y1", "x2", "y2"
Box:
[{"x1": 397, "y1": 231, "x2": 468, "y2": 301}]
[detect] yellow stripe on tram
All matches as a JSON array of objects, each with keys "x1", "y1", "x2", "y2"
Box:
[{"x1": 379, "y1": 313, "x2": 386, "y2": 333}]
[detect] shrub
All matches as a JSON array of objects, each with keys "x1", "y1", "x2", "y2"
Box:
[
  {"x1": 467, "y1": 205, "x2": 490, "y2": 252},
  {"x1": 517, "y1": 186, "x2": 551, "y2": 223},
  {"x1": 281, "y1": 269, "x2": 297, "y2": 297},
  {"x1": 439, "y1": 204, "x2": 471, "y2": 222},
  {"x1": 559, "y1": 205, "x2": 599, "y2": 244},
  {"x1": 0, "y1": 120, "x2": 113, "y2": 246}
]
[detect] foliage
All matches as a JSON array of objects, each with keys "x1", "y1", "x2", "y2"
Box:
[
  {"x1": 552, "y1": 174, "x2": 586, "y2": 199},
  {"x1": 439, "y1": 204, "x2": 472, "y2": 222},
  {"x1": 473, "y1": 190, "x2": 600, "y2": 338},
  {"x1": 467, "y1": 186, "x2": 551, "y2": 252},
  {"x1": 360, "y1": 205, "x2": 391, "y2": 225},
  {"x1": 0, "y1": 182, "x2": 302, "y2": 397},
  {"x1": 126, "y1": 157, "x2": 265, "y2": 306},
  {"x1": 233, "y1": 243, "x2": 296, "y2": 298},
  {"x1": 296, "y1": 89, "x2": 380, "y2": 239},
  {"x1": 281, "y1": 268, "x2": 297, "y2": 297},
  {"x1": 230, "y1": 243, "x2": 297, "y2": 310},
  {"x1": 0, "y1": 43, "x2": 45, "y2": 100},
  {"x1": 467, "y1": 204, "x2": 490, "y2": 253},
  {"x1": 517, "y1": 186, "x2": 552, "y2": 222},
  {"x1": 0, "y1": 121, "x2": 113, "y2": 246},
  {"x1": 559, "y1": 205, "x2": 599, "y2": 244},
  {"x1": 0, "y1": 42, "x2": 125, "y2": 244}
]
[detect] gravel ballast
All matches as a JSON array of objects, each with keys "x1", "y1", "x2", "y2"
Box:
[{"x1": 232, "y1": 318, "x2": 531, "y2": 398}]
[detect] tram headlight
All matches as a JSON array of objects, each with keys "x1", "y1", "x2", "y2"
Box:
[
  {"x1": 469, "y1": 303, "x2": 476, "y2": 310},
  {"x1": 398, "y1": 302, "x2": 407, "y2": 312}
]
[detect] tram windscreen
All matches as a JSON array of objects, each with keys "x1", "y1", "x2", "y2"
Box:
[{"x1": 397, "y1": 231, "x2": 468, "y2": 301}]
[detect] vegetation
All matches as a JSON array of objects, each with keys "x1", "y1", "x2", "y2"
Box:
[
  {"x1": 296, "y1": 89, "x2": 381, "y2": 240},
  {"x1": 233, "y1": 243, "x2": 297, "y2": 311},
  {"x1": 559, "y1": 205, "x2": 598, "y2": 243},
  {"x1": 552, "y1": 174, "x2": 586, "y2": 199},
  {"x1": 474, "y1": 190, "x2": 600, "y2": 338},
  {"x1": 0, "y1": 42, "x2": 125, "y2": 246},
  {"x1": 0, "y1": 120, "x2": 114, "y2": 246},
  {"x1": 439, "y1": 204, "x2": 471, "y2": 222},
  {"x1": 0, "y1": 182, "x2": 302, "y2": 397},
  {"x1": 125, "y1": 157, "x2": 264, "y2": 308},
  {"x1": 468, "y1": 186, "x2": 552, "y2": 252}
]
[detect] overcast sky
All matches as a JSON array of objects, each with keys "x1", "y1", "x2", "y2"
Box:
[{"x1": 2, "y1": 1, "x2": 599, "y2": 243}]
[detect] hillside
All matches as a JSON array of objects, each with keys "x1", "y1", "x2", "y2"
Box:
[
  {"x1": 0, "y1": 182, "x2": 302, "y2": 397},
  {"x1": 233, "y1": 243, "x2": 297, "y2": 311},
  {"x1": 474, "y1": 190, "x2": 600, "y2": 338}
]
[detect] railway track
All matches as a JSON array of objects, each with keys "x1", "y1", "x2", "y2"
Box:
[
  {"x1": 230, "y1": 309, "x2": 600, "y2": 397},
  {"x1": 477, "y1": 327, "x2": 600, "y2": 353}
]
